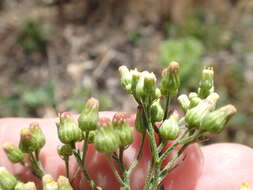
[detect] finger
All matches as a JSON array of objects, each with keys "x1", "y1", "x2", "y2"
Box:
[{"x1": 195, "y1": 143, "x2": 253, "y2": 190}]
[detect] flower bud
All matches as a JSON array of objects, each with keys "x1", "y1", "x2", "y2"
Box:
[
  {"x1": 24, "y1": 182, "x2": 36, "y2": 190},
  {"x1": 200, "y1": 105, "x2": 237, "y2": 133},
  {"x1": 185, "y1": 100, "x2": 213, "y2": 128},
  {"x1": 150, "y1": 100, "x2": 164, "y2": 122},
  {"x1": 159, "y1": 111, "x2": 180, "y2": 140},
  {"x1": 155, "y1": 88, "x2": 161, "y2": 99},
  {"x1": 3, "y1": 142, "x2": 24, "y2": 163},
  {"x1": 78, "y1": 97, "x2": 99, "y2": 132},
  {"x1": 19, "y1": 122, "x2": 45, "y2": 153},
  {"x1": 95, "y1": 117, "x2": 120, "y2": 153},
  {"x1": 177, "y1": 94, "x2": 190, "y2": 112},
  {"x1": 160, "y1": 61, "x2": 180, "y2": 97},
  {"x1": 57, "y1": 176, "x2": 73, "y2": 190},
  {"x1": 136, "y1": 71, "x2": 157, "y2": 101},
  {"x1": 15, "y1": 183, "x2": 25, "y2": 190},
  {"x1": 198, "y1": 67, "x2": 214, "y2": 98},
  {"x1": 135, "y1": 106, "x2": 146, "y2": 133},
  {"x1": 57, "y1": 144, "x2": 73, "y2": 159},
  {"x1": 56, "y1": 112, "x2": 82, "y2": 144},
  {"x1": 119, "y1": 66, "x2": 132, "y2": 93},
  {"x1": 0, "y1": 167, "x2": 18, "y2": 190},
  {"x1": 112, "y1": 113, "x2": 134, "y2": 147},
  {"x1": 29, "y1": 122, "x2": 46, "y2": 150},
  {"x1": 42, "y1": 175, "x2": 58, "y2": 190},
  {"x1": 130, "y1": 69, "x2": 141, "y2": 95},
  {"x1": 188, "y1": 92, "x2": 201, "y2": 108},
  {"x1": 206, "y1": 92, "x2": 219, "y2": 110}
]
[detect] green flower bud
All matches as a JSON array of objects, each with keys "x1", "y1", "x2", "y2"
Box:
[
  {"x1": 198, "y1": 67, "x2": 214, "y2": 98},
  {"x1": 95, "y1": 117, "x2": 119, "y2": 153},
  {"x1": 0, "y1": 167, "x2": 18, "y2": 190},
  {"x1": 83, "y1": 130, "x2": 96, "y2": 144},
  {"x1": 57, "y1": 176, "x2": 73, "y2": 190},
  {"x1": 29, "y1": 122, "x2": 46, "y2": 150},
  {"x1": 150, "y1": 100, "x2": 164, "y2": 122},
  {"x1": 200, "y1": 105, "x2": 237, "y2": 133},
  {"x1": 112, "y1": 113, "x2": 134, "y2": 147},
  {"x1": 136, "y1": 71, "x2": 157, "y2": 101},
  {"x1": 15, "y1": 183, "x2": 25, "y2": 190},
  {"x1": 135, "y1": 106, "x2": 146, "y2": 134},
  {"x1": 160, "y1": 61, "x2": 180, "y2": 97},
  {"x1": 24, "y1": 182, "x2": 36, "y2": 190},
  {"x1": 177, "y1": 94, "x2": 190, "y2": 112},
  {"x1": 159, "y1": 111, "x2": 180, "y2": 140},
  {"x1": 19, "y1": 122, "x2": 45, "y2": 153},
  {"x1": 3, "y1": 142, "x2": 24, "y2": 163},
  {"x1": 130, "y1": 69, "x2": 141, "y2": 95},
  {"x1": 188, "y1": 92, "x2": 201, "y2": 108},
  {"x1": 78, "y1": 97, "x2": 99, "y2": 132},
  {"x1": 119, "y1": 65, "x2": 132, "y2": 93},
  {"x1": 42, "y1": 175, "x2": 57, "y2": 190},
  {"x1": 206, "y1": 92, "x2": 220, "y2": 110},
  {"x1": 185, "y1": 100, "x2": 214, "y2": 128},
  {"x1": 57, "y1": 144, "x2": 73, "y2": 159},
  {"x1": 155, "y1": 88, "x2": 161, "y2": 99},
  {"x1": 56, "y1": 112, "x2": 82, "y2": 144}
]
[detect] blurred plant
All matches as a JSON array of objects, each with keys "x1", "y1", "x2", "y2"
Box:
[
  {"x1": 159, "y1": 37, "x2": 204, "y2": 88},
  {"x1": 0, "y1": 80, "x2": 56, "y2": 117},
  {"x1": 164, "y1": 10, "x2": 231, "y2": 50},
  {"x1": 16, "y1": 20, "x2": 49, "y2": 54}
]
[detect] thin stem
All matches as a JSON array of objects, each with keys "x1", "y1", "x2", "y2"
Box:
[
  {"x1": 82, "y1": 131, "x2": 90, "y2": 163},
  {"x1": 143, "y1": 103, "x2": 160, "y2": 190},
  {"x1": 107, "y1": 154, "x2": 125, "y2": 186},
  {"x1": 163, "y1": 96, "x2": 171, "y2": 121},
  {"x1": 64, "y1": 158, "x2": 70, "y2": 179},
  {"x1": 71, "y1": 143, "x2": 98, "y2": 190},
  {"x1": 119, "y1": 148, "x2": 126, "y2": 172},
  {"x1": 159, "y1": 130, "x2": 200, "y2": 162},
  {"x1": 159, "y1": 142, "x2": 192, "y2": 183},
  {"x1": 28, "y1": 153, "x2": 45, "y2": 178}
]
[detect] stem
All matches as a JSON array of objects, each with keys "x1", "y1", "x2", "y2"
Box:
[
  {"x1": 64, "y1": 158, "x2": 70, "y2": 179},
  {"x1": 159, "y1": 142, "x2": 192, "y2": 183},
  {"x1": 163, "y1": 96, "x2": 171, "y2": 121},
  {"x1": 119, "y1": 148, "x2": 126, "y2": 172},
  {"x1": 82, "y1": 131, "x2": 90, "y2": 163},
  {"x1": 71, "y1": 143, "x2": 98, "y2": 190},
  {"x1": 125, "y1": 133, "x2": 146, "y2": 182},
  {"x1": 159, "y1": 130, "x2": 200, "y2": 162},
  {"x1": 107, "y1": 154, "x2": 125, "y2": 186},
  {"x1": 28, "y1": 153, "x2": 45, "y2": 178},
  {"x1": 143, "y1": 103, "x2": 160, "y2": 190}
]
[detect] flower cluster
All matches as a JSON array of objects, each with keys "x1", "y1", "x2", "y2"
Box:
[{"x1": 0, "y1": 62, "x2": 237, "y2": 190}]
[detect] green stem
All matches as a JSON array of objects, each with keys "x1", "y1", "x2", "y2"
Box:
[
  {"x1": 71, "y1": 143, "x2": 98, "y2": 190},
  {"x1": 82, "y1": 131, "x2": 90, "y2": 163},
  {"x1": 28, "y1": 153, "x2": 45, "y2": 178},
  {"x1": 143, "y1": 103, "x2": 160, "y2": 190},
  {"x1": 64, "y1": 158, "x2": 70, "y2": 179},
  {"x1": 163, "y1": 96, "x2": 171, "y2": 121},
  {"x1": 119, "y1": 148, "x2": 126, "y2": 172},
  {"x1": 107, "y1": 154, "x2": 125, "y2": 187},
  {"x1": 159, "y1": 142, "x2": 192, "y2": 183},
  {"x1": 159, "y1": 130, "x2": 200, "y2": 162}
]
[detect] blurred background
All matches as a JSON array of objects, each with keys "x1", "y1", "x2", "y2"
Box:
[{"x1": 0, "y1": 0, "x2": 253, "y2": 145}]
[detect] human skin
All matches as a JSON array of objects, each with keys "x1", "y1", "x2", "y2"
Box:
[{"x1": 1, "y1": 112, "x2": 253, "y2": 190}]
